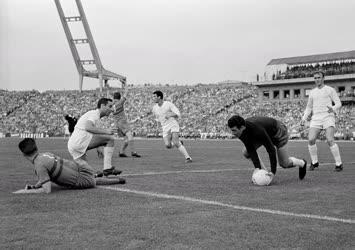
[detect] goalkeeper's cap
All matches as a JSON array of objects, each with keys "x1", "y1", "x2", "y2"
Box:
[{"x1": 18, "y1": 138, "x2": 38, "y2": 156}]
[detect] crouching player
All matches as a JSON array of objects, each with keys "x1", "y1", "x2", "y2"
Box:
[
  {"x1": 13, "y1": 138, "x2": 125, "y2": 194},
  {"x1": 227, "y1": 115, "x2": 307, "y2": 182}
]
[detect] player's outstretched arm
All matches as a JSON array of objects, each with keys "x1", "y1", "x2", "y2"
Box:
[{"x1": 13, "y1": 182, "x2": 51, "y2": 194}]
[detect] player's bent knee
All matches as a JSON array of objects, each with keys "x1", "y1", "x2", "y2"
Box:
[{"x1": 308, "y1": 138, "x2": 317, "y2": 145}]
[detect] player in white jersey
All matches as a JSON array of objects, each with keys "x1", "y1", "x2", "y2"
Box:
[
  {"x1": 301, "y1": 71, "x2": 343, "y2": 172},
  {"x1": 68, "y1": 98, "x2": 121, "y2": 176},
  {"x1": 150, "y1": 90, "x2": 192, "y2": 163}
]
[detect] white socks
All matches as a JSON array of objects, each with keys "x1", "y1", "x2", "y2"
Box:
[
  {"x1": 309, "y1": 143, "x2": 342, "y2": 166},
  {"x1": 178, "y1": 145, "x2": 190, "y2": 159},
  {"x1": 308, "y1": 144, "x2": 318, "y2": 164},
  {"x1": 330, "y1": 144, "x2": 342, "y2": 166},
  {"x1": 103, "y1": 146, "x2": 114, "y2": 170},
  {"x1": 289, "y1": 157, "x2": 305, "y2": 168}
]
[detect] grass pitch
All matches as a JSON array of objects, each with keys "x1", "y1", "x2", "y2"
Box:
[{"x1": 1, "y1": 138, "x2": 354, "y2": 249}]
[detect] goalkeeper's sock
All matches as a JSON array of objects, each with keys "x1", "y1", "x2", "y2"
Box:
[{"x1": 289, "y1": 157, "x2": 305, "y2": 168}]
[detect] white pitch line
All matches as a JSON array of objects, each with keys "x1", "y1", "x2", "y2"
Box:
[
  {"x1": 99, "y1": 186, "x2": 355, "y2": 225},
  {"x1": 120, "y1": 161, "x2": 355, "y2": 177},
  {"x1": 318, "y1": 161, "x2": 355, "y2": 166},
  {"x1": 120, "y1": 168, "x2": 248, "y2": 177}
]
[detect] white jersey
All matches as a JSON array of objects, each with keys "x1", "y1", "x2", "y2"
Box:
[
  {"x1": 302, "y1": 85, "x2": 341, "y2": 121},
  {"x1": 152, "y1": 101, "x2": 181, "y2": 128},
  {"x1": 68, "y1": 109, "x2": 100, "y2": 159}
]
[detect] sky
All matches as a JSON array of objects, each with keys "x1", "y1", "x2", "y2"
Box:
[{"x1": 1, "y1": 0, "x2": 355, "y2": 91}]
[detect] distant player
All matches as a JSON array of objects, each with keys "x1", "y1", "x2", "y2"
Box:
[
  {"x1": 227, "y1": 115, "x2": 307, "y2": 181},
  {"x1": 68, "y1": 98, "x2": 121, "y2": 176},
  {"x1": 64, "y1": 114, "x2": 78, "y2": 136},
  {"x1": 148, "y1": 90, "x2": 192, "y2": 163},
  {"x1": 301, "y1": 71, "x2": 343, "y2": 171},
  {"x1": 112, "y1": 90, "x2": 141, "y2": 158},
  {"x1": 14, "y1": 138, "x2": 125, "y2": 194}
]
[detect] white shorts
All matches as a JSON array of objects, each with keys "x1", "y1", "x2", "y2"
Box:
[
  {"x1": 162, "y1": 121, "x2": 180, "y2": 138},
  {"x1": 67, "y1": 129, "x2": 93, "y2": 160},
  {"x1": 310, "y1": 115, "x2": 335, "y2": 129}
]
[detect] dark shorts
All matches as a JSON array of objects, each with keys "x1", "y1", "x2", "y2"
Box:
[
  {"x1": 116, "y1": 119, "x2": 130, "y2": 137},
  {"x1": 75, "y1": 161, "x2": 96, "y2": 189},
  {"x1": 272, "y1": 121, "x2": 289, "y2": 148}
]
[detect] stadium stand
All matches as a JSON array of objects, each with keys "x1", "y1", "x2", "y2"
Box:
[{"x1": 1, "y1": 84, "x2": 354, "y2": 139}]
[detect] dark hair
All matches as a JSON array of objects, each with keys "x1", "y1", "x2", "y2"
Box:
[
  {"x1": 97, "y1": 98, "x2": 113, "y2": 109},
  {"x1": 153, "y1": 90, "x2": 163, "y2": 99},
  {"x1": 227, "y1": 115, "x2": 246, "y2": 129},
  {"x1": 18, "y1": 138, "x2": 38, "y2": 156},
  {"x1": 313, "y1": 70, "x2": 325, "y2": 78},
  {"x1": 113, "y1": 92, "x2": 121, "y2": 100}
]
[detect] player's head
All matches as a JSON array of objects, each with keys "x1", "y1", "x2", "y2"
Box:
[
  {"x1": 153, "y1": 90, "x2": 163, "y2": 103},
  {"x1": 97, "y1": 98, "x2": 113, "y2": 116},
  {"x1": 113, "y1": 92, "x2": 121, "y2": 100},
  {"x1": 227, "y1": 115, "x2": 246, "y2": 138},
  {"x1": 18, "y1": 138, "x2": 38, "y2": 156},
  {"x1": 313, "y1": 70, "x2": 325, "y2": 87}
]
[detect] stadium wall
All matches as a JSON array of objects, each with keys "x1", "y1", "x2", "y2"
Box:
[{"x1": 253, "y1": 73, "x2": 355, "y2": 102}]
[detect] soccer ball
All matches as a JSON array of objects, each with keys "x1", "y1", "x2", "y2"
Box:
[{"x1": 251, "y1": 169, "x2": 273, "y2": 186}]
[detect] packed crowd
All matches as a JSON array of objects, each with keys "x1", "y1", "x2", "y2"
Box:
[
  {"x1": 1, "y1": 84, "x2": 354, "y2": 139},
  {"x1": 274, "y1": 61, "x2": 355, "y2": 80}
]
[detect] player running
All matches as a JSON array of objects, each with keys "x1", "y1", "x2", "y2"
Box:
[
  {"x1": 67, "y1": 98, "x2": 121, "y2": 177},
  {"x1": 301, "y1": 71, "x2": 343, "y2": 171},
  {"x1": 112, "y1": 89, "x2": 141, "y2": 158},
  {"x1": 14, "y1": 138, "x2": 125, "y2": 194},
  {"x1": 146, "y1": 90, "x2": 192, "y2": 163},
  {"x1": 227, "y1": 115, "x2": 307, "y2": 181}
]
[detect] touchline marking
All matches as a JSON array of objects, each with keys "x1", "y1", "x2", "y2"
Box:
[
  {"x1": 99, "y1": 186, "x2": 355, "y2": 224},
  {"x1": 121, "y1": 168, "x2": 248, "y2": 177}
]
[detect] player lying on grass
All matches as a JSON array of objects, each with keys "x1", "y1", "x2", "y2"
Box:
[
  {"x1": 227, "y1": 115, "x2": 307, "y2": 183},
  {"x1": 13, "y1": 138, "x2": 126, "y2": 194}
]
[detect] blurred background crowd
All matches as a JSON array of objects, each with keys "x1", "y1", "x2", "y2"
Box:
[{"x1": 1, "y1": 84, "x2": 354, "y2": 139}]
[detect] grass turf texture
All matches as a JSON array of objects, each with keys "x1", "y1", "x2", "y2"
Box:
[{"x1": 1, "y1": 138, "x2": 354, "y2": 249}]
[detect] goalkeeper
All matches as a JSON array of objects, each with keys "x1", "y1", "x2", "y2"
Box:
[
  {"x1": 14, "y1": 138, "x2": 125, "y2": 194},
  {"x1": 227, "y1": 115, "x2": 307, "y2": 180}
]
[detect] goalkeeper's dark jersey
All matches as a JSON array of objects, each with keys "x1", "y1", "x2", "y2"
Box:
[{"x1": 238, "y1": 116, "x2": 288, "y2": 174}]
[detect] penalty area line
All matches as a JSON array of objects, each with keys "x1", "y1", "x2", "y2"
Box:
[{"x1": 98, "y1": 186, "x2": 355, "y2": 225}]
